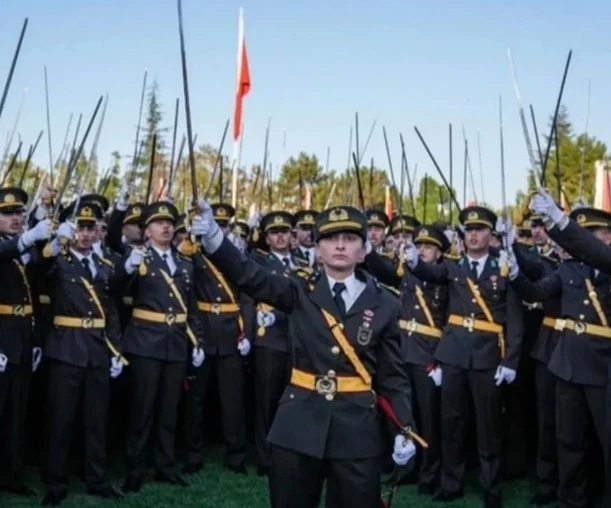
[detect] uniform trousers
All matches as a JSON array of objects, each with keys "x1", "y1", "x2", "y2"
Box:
[
  {"x1": 439, "y1": 364, "x2": 502, "y2": 496},
  {"x1": 555, "y1": 377, "x2": 606, "y2": 508},
  {"x1": 534, "y1": 362, "x2": 558, "y2": 496},
  {"x1": 254, "y1": 348, "x2": 291, "y2": 471},
  {"x1": 45, "y1": 360, "x2": 109, "y2": 491},
  {"x1": 184, "y1": 354, "x2": 246, "y2": 468},
  {"x1": 0, "y1": 363, "x2": 30, "y2": 488},
  {"x1": 126, "y1": 356, "x2": 185, "y2": 478},
  {"x1": 269, "y1": 445, "x2": 381, "y2": 508}
]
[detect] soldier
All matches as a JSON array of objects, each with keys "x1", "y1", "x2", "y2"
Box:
[
  {"x1": 119, "y1": 201, "x2": 205, "y2": 493},
  {"x1": 404, "y1": 206, "x2": 523, "y2": 508},
  {"x1": 173, "y1": 213, "x2": 188, "y2": 247},
  {"x1": 250, "y1": 211, "x2": 300, "y2": 476},
  {"x1": 389, "y1": 214, "x2": 420, "y2": 245},
  {"x1": 192, "y1": 201, "x2": 418, "y2": 508},
  {"x1": 365, "y1": 209, "x2": 389, "y2": 253},
  {"x1": 0, "y1": 188, "x2": 52, "y2": 496},
  {"x1": 182, "y1": 202, "x2": 252, "y2": 475},
  {"x1": 38, "y1": 200, "x2": 125, "y2": 505},
  {"x1": 527, "y1": 190, "x2": 611, "y2": 508},
  {"x1": 292, "y1": 210, "x2": 318, "y2": 267},
  {"x1": 106, "y1": 184, "x2": 144, "y2": 256},
  {"x1": 367, "y1": 224, "x2": 449, "y2": 495}
]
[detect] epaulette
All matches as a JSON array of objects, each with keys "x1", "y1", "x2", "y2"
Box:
[
  {"x1": 377, "y1": 281, "x2": 400, "y2": 297},
  {"x1": 177, "y1": 238, "x2": 198, "y2": 257},
  {"x1": 256, "y1": 248, "x2": 268, "y2": 257},
  {"x1": 293, "y1": 267, "x2": 311, "y2": 279},
  {"x1": 381, "y1": 251, "x2": 395, "y2": 260},
  {"x1": 98, "y1": 256, "x2": 113, "y2": 268},
  {"x1": 542, "y1": 252, "x2": 560, "y2": 264},
  {"x1": 444, "y1": 252, "x2": 461, "y2": 261},
  {"x1": 177, "y1": 252, "x2": 193, "y2": 263}
]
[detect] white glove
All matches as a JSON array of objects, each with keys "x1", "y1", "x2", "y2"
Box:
[
  {"x1": 247, "y1": 210, "x2": 262, "y2": 229},
  {"x1": 125, "y1": 247, "x2": 145, "y2": 274},
  {"x1": 392, "y1": 434, "x2": 416, "y2": 466},
  {"x1": 0, "y1": 353, "x2": 7, "y2": 373},
  {"x1": 428, "y1": 366, "x2": 442, "y2": 386},
  {"x1": 32, "y1": 347, "x2": 42, "y2": 372},
  {"x1": 228, "y1": 232, "x2": 246, "y2": 252},
  {"x1": 197, "y1": 198, "x2": 220, "y2": 239},
  {"x1": 571, "y1": 197, "x2": 588, "y2": 211},
  {"x1": 257, "y1": 310, "x2": 276, "y2": 328},
  {"x1": 494, "y1": 365, "x2": 517, "y2": 386},
  {"x1": 530, "y1": 189, "x2": 564, "y2": 225},
  {"x1": 34, "y1": 204, "x2": 49, "y2": 221},
  {"x1": 115, "y1": 182, "x2": 131, "y2": 211},
  {"x1": 57, "y1": 221, "x2": 76, "y2": 242},
  {"x1": 237, "y1": 338, "x2": 251, "y2": 356},
  {"x1": 192, "y1": 347, "x2": 205, "y2": 367},
  {"x1": 498, "y1": 249, "x2": 508, "y2": 268},
  {"x1": 19, "y1": 218, "x2": 53, "y2": 249},
  {"x1": 190, "y1": 215, "x2": 207, "y2": 237},
  {"x1": 110, "y1": 357, "x2": 123, "y2": 378},
  {"x1": 508, "y1": 252, "x2": 519, "y2": 280},
  {"x1": 403, "y1": 242, "x2": 419, "y2": 269}
]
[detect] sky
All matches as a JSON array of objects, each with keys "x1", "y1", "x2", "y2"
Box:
[{"x1": 1, "y1": 0, "x2": 611, "y2": 209}]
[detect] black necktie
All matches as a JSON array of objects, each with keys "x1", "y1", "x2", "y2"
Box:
[
  {"x1": 81, "y1": 258, "x2": 93, "y2": 281},
  {"x1": 470, "y1": 260, "x2": 479, "y2": 280},
  {"x1": 303, "y1": 250, "x2": 310, "y2": 263},
  {"x1": 282, "y1": 257, "x2": 290, "y2": 268},
  {"x1": 332, "y1": 282, "x2": 347, "y2": 318},
  {"x1": 162, "y1": 253, "x2": 173, "y2": 274}
]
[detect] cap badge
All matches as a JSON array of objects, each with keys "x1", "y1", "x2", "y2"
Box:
[
  {"x1": 329, "y1": 208, "x2": 348, "y2": 222},
  {"x1": 468, "y1": 211, "x2": 479, "y2": 220}
]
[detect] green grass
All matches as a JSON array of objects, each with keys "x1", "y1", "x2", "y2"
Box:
[{"x1": 2, "y1": 449, "x2": 538, "y2": 508}]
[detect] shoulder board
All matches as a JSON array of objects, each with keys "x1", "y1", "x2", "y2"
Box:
[
  {"x1": 176, "y1": 239, "x2": 198, "y2": 257},
  {"x1": 295, "y1": 258, "x2": 309, "y2": 267},
  {"x1": 381, "y1": 251, "x2": 395, "y2": 259},
  {"x1": 256, "y1": 248, "x2": 268, "y2": 256},
  {"x1": 177, "y1": 252, "x2": 193, "y2": 263},
  {"x1": 445, "y1": 253, "x2": 461, "y2": 261},
  {"x1": 542, "y1": 253, "x2": 559, "y2": 264},
  {"x1": 293, "y1": 267, "x2": 311, "y2": 279},
  {"x1": 377, "y1": 281, "x2": 400, "y2": 297},
  {"x1": 98, "y1": 256, "x2": 113, "y2": 267}
]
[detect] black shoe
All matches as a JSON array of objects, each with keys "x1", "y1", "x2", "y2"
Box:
[
  {"x1": 529, "y1": 492, "x2": 557, "y2": 506},
  {"x1": 41, "y1": 489, "x2": 68, "y2": 506},
  {"x1": 3, "y1": 483, "x2": 36, "y2": 496},
  {"x1": 484, "y1": 493, "x2": 503, "y2": 508},
  {"x1": 121, "y1": 476, "x2": 142, "y2": 494},
  {"x1": 256, "y1": 466, "x2": 269, "y2": 477},
  {"x1": 226, "y1": 464, "x2": 248, "y2": 475},
  {"x1": 418, "y1": 483, "x2": 437, "y2": 496},
  {"x1": 154, "y1": 473, "x2": 189, "y2": 487},
  {"x1": 433, "y1": 489, "x2": 464, "y2": 502},
  {"x1": 87, "y1": 485, "x2": 123, "y2": 499},
  {"x1": 183, "y1": 462, "x2": 202, "y2": 475}
]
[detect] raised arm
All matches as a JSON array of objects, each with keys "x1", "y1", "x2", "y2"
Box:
[
  {"x1": 512, "y1": 243, "x2": 545, "y2": 281},
  {"x1": 365, "y1": 249, "x2": 402, "y2": 287},
  {"x1": 510, "y1": 271, "x2": 562, "y2": 303}
]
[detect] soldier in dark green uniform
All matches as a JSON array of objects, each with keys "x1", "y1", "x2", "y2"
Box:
[
  {"x1": 389, "y1": 214, "x2": 421, "y2": 245},
  {"x1": 0, "y1": 188, "x2": 52, "y2": 497},
  {"x1": 365, "y1": 209, "x2": 389, "y2": 254},
  {"x1": 39, "y1": 200, "x2": 124, "y2": 505},
  {"x1": 192, "y1": 200, "x2": 418, "y2": 508},
  {"x1": 405, "y1": 206, "x2": 524, "y2": 508},
  {"x1": 118, "y1": 201, "x2": 205, "y2": 493},
  {"x1": 292, "y1": 210, "x2": 318, "y2": 268}
]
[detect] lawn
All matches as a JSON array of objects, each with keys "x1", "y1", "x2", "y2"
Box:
[{"x1": 2, "y1": 450, "x2": 538, "y2": 508}]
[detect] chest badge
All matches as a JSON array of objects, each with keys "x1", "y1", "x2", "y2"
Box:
[{"x1": 357, "y1": 310, "x2": 374, "y2": 345}]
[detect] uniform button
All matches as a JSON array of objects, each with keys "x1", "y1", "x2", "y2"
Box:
[
  {"x1": 471, "y1": 298, "x2": 477, "y2": 303},
  {"x1": 289, "y1": 394, "x2": 294, "y2": 399},
  {"x1": 328, "y1": 370, "x2": 336, "y2": 376},
  {"x1": 325, "y1": 394, "x2": 334, "y2": 401},
  {"x1": 216, "y1": 297, "x2": 221, "y2": 302},
  {"x1": 169, "y1": 293, "x2": 173, "y2": 297},
  {"x1": 569, "y1": 280, "x2": 573, "y2": 284},
  {"x1": 414, "y1": 305, "x2": 420, "y2": 309},
  {"x1": 88, "y1": 311, "x2": 92, "y2": 316},
  {"x1": 169, "y1": 307, "x2": 173, "y2": 312},
  {"x1": 217, "y1": 283, "x2": 222, "y2": 288},
  {"x1": 579, "y1": 314, "x2": 585, "y2": 320},
  {"x1": 331, "y1": 346, "x2": 340, "y2": 355},
  {"x1": 89, "y1": 298, "x2": 93, "y2": 302},
  {"x1": 584, "y1": 300, "x2": 590, "y2": 305}
]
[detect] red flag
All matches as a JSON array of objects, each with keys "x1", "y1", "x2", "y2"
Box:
[
  {"x1": 385, "y1": 186, "x2": 394, "y2": 220},
  {"x1": 233, "y1": 9, "x2": 251, "y2": 141}
]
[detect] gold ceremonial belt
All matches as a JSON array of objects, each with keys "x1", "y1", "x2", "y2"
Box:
[
  {"x1": 39, "y1": 295, "x2": 51, "y2": 305},
  {"x1": 551, "y1": 318, "x2": 611, "y2": 339},
  {"x1": 53, "y1": 316, "x2": 105, "y2": 329},
  {"x1": 121, "y1": 297, "x2": 133, "y2": 306},
  {"x1": 542, "y1": 317, "x2": 558, "y2": 329},
  {"x1": 399, "y1": 319, "x2": 442, "y2": 339},
  {"x1": 0, "y1": 304, "x2": 33, "y2": 316},
  {"x1": 290, "y1": 368, "x2": 371, "y2": 401},
  {"x1": 447, "y1": 314, "x2": 503, "y2": 334},
  {"x1": 197, "y1": 302, "x2": 240, "y2": 314},
  {"x1": 132, "y1": 308, "x2": 187, "y2": 325}
]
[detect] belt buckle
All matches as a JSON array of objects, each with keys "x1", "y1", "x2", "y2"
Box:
[
  {"x1": 211, "y1": 303, "x2": 221, "y2": 315},
  {"x1": 554, "y1": 319, "x2": 566, "y2": 331},
  {"x1": 165, "y1": 313, "x2": 177, "y2": 325},
  {"x1": 82, "y1": 317, "x2": 93, "y2": 329},
  {"x1": 315, "y1": 373, "x2": 337, "y2": 397},
  {"x1": 462, "y1": 317, "x2": 474, "y2": 332},
  {"x1": 573, "y1": 321, "x2": 586, "y2": 335},
  {"x1": 12, "y1": 305, "x2": 24, "y2": 317}
]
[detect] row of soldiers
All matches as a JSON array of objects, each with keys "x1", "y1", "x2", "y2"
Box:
[{"x1": 0, "y1": 180, "x2": 609, "y2": 508}]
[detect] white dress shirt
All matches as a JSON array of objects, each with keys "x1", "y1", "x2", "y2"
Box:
[
  {"x1": 327, "y1": 273, "x2": 366, "y2": 313},
  {"x1": 271, "y1": 251, "x2": 295, "y2": 269},
  {"x1": 466, "y1": 254, "x2": 488, "y2": 279},
  {"x1": 152, "y1": 246, "x2": 176, "y2": 275},
  {"x1": 70, "y1": 248, "x2": 97, "y2": 278},
  {"x1": 299, "y1": 246, "x2": 316, "y2": 266}
]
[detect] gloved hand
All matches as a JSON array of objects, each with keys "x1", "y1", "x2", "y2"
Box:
[
  {"x1": 247, "y1": 210, "x2": 262, "y2": 229},
  {"x1": 115, "y1": 182, "x2": 132, "y2": 211},
  {"x1": 190, "y1": 215, "x2": 207, "y2": 237},
  {"x1": 192, "y1": 347, "x2": 205, "y2": 367},
  {"x1": 197, "y1": 198, "x2": 220, "y2": 239},
  {"x1": 32, "y1": 347, "x2": 42, "y2": 372},
  {"x1": 392, "y1": 434, "x2": 416, "y2": 466},
  {"x1": 0, "y1": 352, "x2": 7, "y2": 373},
  {"x1": 403, "y1": 242, "x2": 419, "y2": 269},
  {"x1": 125, "y1": 247, "x2": 145, "y2": 274},
  {"x1": 257, "y1": 310, "x2": 276, "y2": 328},
  {"x1": 20, "y1": 218, "x2": 53, "y2": 249},
  {"x1": 428, "y1": 366, "x2": 442, "y2": 386},
  {"x1": 57, "y1": 221, "x2": 76, "y2": 242},
  {"x1": 530, "y1": 189, "x2": 565, "y2": 226},
  {"x1": 110, "y1": 357, "x2": 123, "y2": 378},
  {"x1": 228, "y1": 232, "x2": 246, "y2": 252},
  {"x1": 34, "y1": 204, "x2": 49, "y2": 221},
  {"x1": 494, "y1": 365, "x2": 517, "y2": 386},
  {"x1": 498, "y1": 249, "x2": 508, "y2": 268},
  {"x1": 237, "y1": 338, "x2": 251, "y2": 356},
  {"x1": 508, "y1": 252, "x2": 519, "y2": 280}
]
